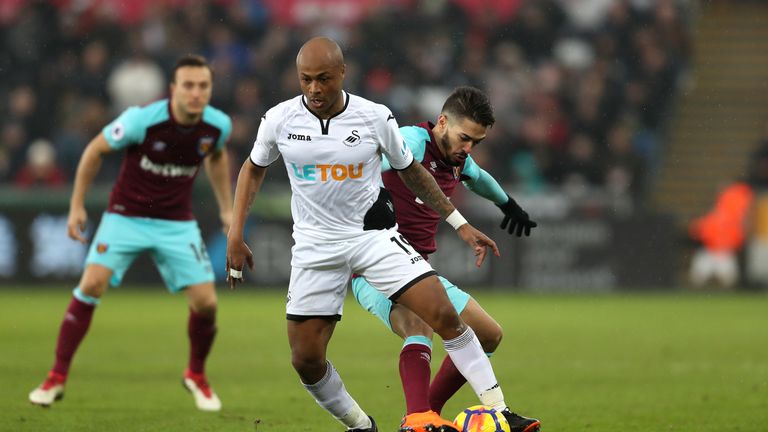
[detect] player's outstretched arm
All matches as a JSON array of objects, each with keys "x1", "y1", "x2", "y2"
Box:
[
  {"x1": 398, "y1": 162, "x2": 500, "y2": 266},
  {"x1": 203, "y1": 149, "x2": 233, "y2": 233},
  {"x1": 225, "y1": 160, "x2": 266, "y2": 289},
  {"x1": 68, "y1": 133, "x2": 113, "y2": 244},
  {"x1": 461, "y1": 164, "x2": 537, "y2": 237}
]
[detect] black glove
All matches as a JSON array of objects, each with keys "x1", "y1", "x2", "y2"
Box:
[{"x1": 496, "y1": 194, "x2": 537, "y2": 237}]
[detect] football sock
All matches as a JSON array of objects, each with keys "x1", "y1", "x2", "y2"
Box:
[
  {"x1": 429, "y1": 352, "x2": 493, "y2": 414},
  {"x1": 429, "y1": 355, "x2": 465, "y2": 414},
  {"x1": 303, "y1": 361, "x2": 372, "y2": 430},
  {"x1": 188, "y1": 309, "x2": 217, "y2": 374},
  {"x1": 399, "y1": 336, "x2": 433, "y2": 414},
  {"x1": 443, "y1": 327, "x2": 506, "y2": 412},
  {"x1": 52, "y1": 295, "x2": 96, "y2": 376}
]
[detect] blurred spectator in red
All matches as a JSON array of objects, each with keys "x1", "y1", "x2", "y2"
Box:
[
  {"x1": 688, "y1": 182, "x2": 754, "y2": 288},
  {"x1": 13, "y1": 139, "x2": 66, "y2": 188}
]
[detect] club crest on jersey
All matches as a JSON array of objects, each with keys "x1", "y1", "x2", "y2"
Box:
[
  {"x1": 96, "y1": 243, "x2": 109, "y2": 254},
  {"x1": 343, "y1": 130, "x2": 361, "y2": 147},
  {"x1": 198, "y1": 137, "x2": 215, "y2": 156},
  {"x1": 152, "y1": 141, "x2": 167, "y2": 152},
  {"x1": 429, "y1": 161, "x2": 437, "y2": 172},
  {"x1": 453, "y1": 166, "x2": 461, "y2": 179}
]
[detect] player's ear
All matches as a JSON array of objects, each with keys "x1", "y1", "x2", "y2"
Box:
[{"x1": 437, "y1": 114, "x2": 448, "y2": 130}]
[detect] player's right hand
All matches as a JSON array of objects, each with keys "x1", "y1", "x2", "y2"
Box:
[
  {"x1": 497, "y1": 194, "x2": 537, "y2": 237},
  {"x1": 67, "y1": 206, "x2": 89, "y2": 244},
  {"x1": 225, "y1": 239, "x2": 254, "y2": 290},
  {"x1": 456, "y1": 223, "x2": 500, "y2": 267}
]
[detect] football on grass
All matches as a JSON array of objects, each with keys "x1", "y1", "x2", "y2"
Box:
[{"x1": 453, "y1": 405, "x2": 510, "y2": 432}]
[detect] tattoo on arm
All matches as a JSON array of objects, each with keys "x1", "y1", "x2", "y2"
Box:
[{"x1": 399, "y1": 163, "x2": 455, "y2": 218}]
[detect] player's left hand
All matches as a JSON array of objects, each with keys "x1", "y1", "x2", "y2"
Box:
[
  {"x1": 497, "y1": 194, "x2": 537, "y2": 237},
  {"x1": 456, "y1": 223, "x2": 500, "y2": 267},
  {"x1": 225, "y1": 239, "x2": 254, "y2": 290}
]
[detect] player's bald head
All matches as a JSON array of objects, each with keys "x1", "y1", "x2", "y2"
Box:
[
  {"x1": 296, "y1": 37, "x2": 346, "y2": 118},
  {"x1": 296, "y1": 37, "x2": 344, "y2": 70}
]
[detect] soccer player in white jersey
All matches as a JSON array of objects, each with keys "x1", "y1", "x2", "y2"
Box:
[{"x1": 227, "y1": 37, "x2": 514, "y2": 432}]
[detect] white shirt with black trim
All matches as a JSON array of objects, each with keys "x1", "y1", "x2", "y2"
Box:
[{"x1": 250, "y1": 91, "x2": 413, "y2": 242}]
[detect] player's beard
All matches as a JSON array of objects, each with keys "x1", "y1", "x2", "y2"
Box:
[{"x1": 440, "y1": 137, "x2": 464, "y2": 167}]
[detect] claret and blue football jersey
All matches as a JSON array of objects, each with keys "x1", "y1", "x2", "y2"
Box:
[{"x1": 102, "y1": 99, "x2": 231, "y2": 220}]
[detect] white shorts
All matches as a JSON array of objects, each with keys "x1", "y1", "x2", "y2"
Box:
[{"x1": 287, "y1": 228, "x2": 435, "y2": 320}]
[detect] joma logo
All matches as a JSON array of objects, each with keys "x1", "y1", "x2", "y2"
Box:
[{"x1": 287, "y1": 133, "x2": 312, "y2": 141}]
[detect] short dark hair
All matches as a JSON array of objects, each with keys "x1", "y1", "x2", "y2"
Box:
[
  {"x1": 172, "y1": 54, "x2": 212, "y2": 82},
  {"x1": 441, "y1": 86, "x2": 495, "y2": 127}
]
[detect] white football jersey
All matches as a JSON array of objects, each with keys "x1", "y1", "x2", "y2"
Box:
[{"x1": 250, "y1": 91, "x2": 414, "y2": 242}]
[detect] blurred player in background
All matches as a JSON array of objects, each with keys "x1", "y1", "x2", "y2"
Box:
[
  {"x1": 352, "y1": 86, "x2": 540, "y2": 432},
  {"x1": 28, "y1": 55, "x2": 232, "y2": 412},
  {"x1": 227, "y1": 37, "x2": 528, "y2": 432}
]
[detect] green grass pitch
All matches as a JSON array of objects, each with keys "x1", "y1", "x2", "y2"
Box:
[{"x1": 1, "y1": 287, "x2": 766, "y2": 431}]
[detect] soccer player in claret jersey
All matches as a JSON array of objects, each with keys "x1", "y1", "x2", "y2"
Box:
[
  {"x1": 28, "y1": 55, "x2": 232, "y2": 412},
  {"x1": 352, "y1": 87, "x2": 541, "y2": 432},
  {"x1": 227, "y1": 37, "x2": 524, "y2": 432}
]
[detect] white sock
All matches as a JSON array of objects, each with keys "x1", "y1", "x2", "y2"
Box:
[
  {"x1": 444, "y1": 327, "x2": 507, "y2": 411},
  {"x1": 303, "y1": 361, "x2": 372, "y2": 429}
]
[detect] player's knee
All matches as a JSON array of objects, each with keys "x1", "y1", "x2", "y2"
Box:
[
  {"x1": 186, "y1": 283, "x2": 217, "y2": 313},
  {"x1": 402, "y1": 317, "x2": 434, "y2": 339},
  {"x1": 430, "y1": 306, "x2": 466, "y2": 339},
  {"x1": 290, "y1": 351, "x2": 325, "y2": 379},
  {"x1": 190, "y1": 298, "x2": 217, "y2": 315},
  {"x1": 477, "y1": 323, "x2": 503, "y2": 352},
  {"x1": 78, "y1": 275, "x2": 109, "y2": 298}
]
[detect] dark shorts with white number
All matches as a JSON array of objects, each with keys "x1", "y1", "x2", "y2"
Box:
[
  {"x1": 287, "y1": 227, "x2": 435, "y2": 320},
  {"x1": 85, "y1": 212, "x2": 214, "y2": 292}
]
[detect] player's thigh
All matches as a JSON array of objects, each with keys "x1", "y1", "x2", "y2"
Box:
[
  {"x1": 389, "y1": 276, "x2": 468, "y2": 340},
  {"x1": 394, "y1": 275, "x2": 464, "y2": 338},
  {"x1": 389, "y1": 273, "x2": 474, "y2": 340},
  {"x1": 85, "y1": 212, "x2": 150, "y2": 289},
  {"x1": 439, "y1": 275, "x2": 471, "y2": 314},
  {"x1": 351, "y1": 228, "x2": 435, "y2": 299},
  {"x1": 287, "y1": 266, "x2": 349, "y2": 320},
  {"x1": 352, "y1": 274, "x2": 434, "y2": 341},
  {"x1": 287, "y1": 317, "x2": 337, "y2": 381},
  {"x1": 185, "y1": 281, "x2": 217, "y2": 313},
  {"x1": 351, "y1": 275, "x2": 396, "y2": 330},
  {"x1": 460, "y1": 297, "x2": 503, "y2": 352},
  {"x1": 389, "y1": 303, "x2": 434, "y2": 340},
  {"x1": 151, "y1": 219, "x2": 214, "y2": 293}
]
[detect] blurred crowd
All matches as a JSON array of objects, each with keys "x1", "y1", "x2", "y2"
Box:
[{"x1": 0, "y1": 0, "x2": 693, "y2": 206}]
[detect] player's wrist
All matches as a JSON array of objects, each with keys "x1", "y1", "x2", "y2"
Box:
[
  {"x1": 497, "y1": 194, "x2": 522, "y2": 215},
  {"x1": 226, "y1": 230, "x2": 244, "y2": 242},
  {"x1": 446, "y1": 209, "x2": 468, "y2": 230}
]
